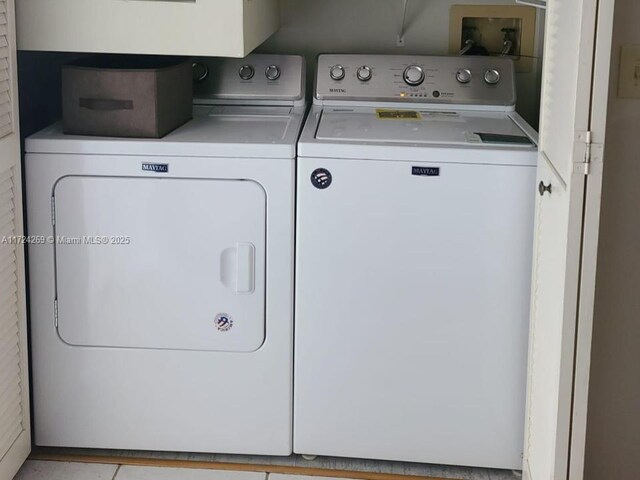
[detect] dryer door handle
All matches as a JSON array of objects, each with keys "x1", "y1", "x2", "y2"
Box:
[
  {"x1": 220, "y1": 243, "x2": 255, "y2": 294},
  {"x1": 235, "y1": 243, "x2": 255, "y2": 294}
]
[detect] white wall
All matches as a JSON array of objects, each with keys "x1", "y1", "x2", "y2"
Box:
[
  {"x1": 258, "y1": 0, "x2": 545, "y2": 127},
  {"x1": 584, "y1": 0, "x2": 640, "y2": 478}
]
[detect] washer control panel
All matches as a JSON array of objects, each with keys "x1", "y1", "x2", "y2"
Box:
[
  {"x1": 316, "y1": 54, "x2": 516, "y2": 106},
  {"x1": 194, "y1": 54, "x2": 305, "y2": 104}
]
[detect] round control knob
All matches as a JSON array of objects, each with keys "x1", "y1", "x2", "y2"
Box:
[
  {"x1": 192, "y1": 62, "x2": 209, "y2": 82},
  {"x1": 239, "y1": 65, "x2": 255, "y2": 81},
  {"x1": 456, "y1": 68, "x2": 472, "y2": 84},
  {"x1": 403, "y1": 65, "x2": 425, "y2": 86},
  {"x1": 484, "y1": 69, "x2": 501, "y2": 85},
  {"x1": 330, "y1": 65, "x2": 346, "y2": 81},
  {"x1": 265, "y1": 65, "x2": 281, "y2": 81},
  {"x1": 357, "y1": 66, "x2": 372, "y2": 82}
]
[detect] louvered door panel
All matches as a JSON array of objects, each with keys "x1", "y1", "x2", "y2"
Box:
[
  {"x1": 0, "y1": 0, "x2": 30, "y2": 479},
  {"x1": 523, "y1": 0, "x2": 604, "y2": 479},
  {"x1": 0, "y1": 166, "x2": 22, "y2": 462},
  {"x1": 537, "y1": 0, "x2": 595, "y2": 184},
  {"x1": 0, "y1": 0, "x2": 12, "y2": 140}
]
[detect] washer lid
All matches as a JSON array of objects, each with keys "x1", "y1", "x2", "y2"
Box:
[{"x1": 315, "y1": 109, "x2": 535, "y2": 148}]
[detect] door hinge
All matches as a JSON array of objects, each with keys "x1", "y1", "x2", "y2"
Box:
[
  {"x1": 576, "y1": 130, "x2": 593, "y2": 175},
  {"x1": 584, "y1": 130, "x2": 593, "y2": 175},
  {"x1": 54, "y1": 298, "x2": 58, "y2": 328},
  {"x1": 51, "y1": 196, "x2": 56, "y2": 225}
]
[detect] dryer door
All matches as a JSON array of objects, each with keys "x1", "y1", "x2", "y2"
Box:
[{"x1": 53, "y1": 175, "x2": 266, "y2": 352}]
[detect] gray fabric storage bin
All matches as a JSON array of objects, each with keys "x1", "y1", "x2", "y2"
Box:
[{"x1": 62, "y1": 55, "x2": 193, "y2": 138}]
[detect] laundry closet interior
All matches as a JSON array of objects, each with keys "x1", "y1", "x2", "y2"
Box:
[{"x1": 0, "y1": 1, "x2": 624, "y2": 480}]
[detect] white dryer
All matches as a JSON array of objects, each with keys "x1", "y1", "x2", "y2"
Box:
[
  {"x1": 26, "y1": 54, "x2": 305, "y2": 454},
  {"x1": 294, "y1": 55, "x2": 537, "y2": 469}
]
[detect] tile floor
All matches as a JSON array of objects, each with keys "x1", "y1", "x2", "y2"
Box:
[
  {"x1": 14, "y1": 460, "x2": 521, "y2": 480},
  {"x1": 14, "y1": 464, "x2": 374, "y2": 480},
  {"x1": 30, "y1": 449, "x2": 521, "y2": 480},
  {"x1": 14, "y1": 462, "x2": 288, "y2": 480}
]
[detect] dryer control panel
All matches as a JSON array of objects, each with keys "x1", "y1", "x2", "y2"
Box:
[
  {"x1": 315, "y1": 54, "x2": 516, "y2": 108},
  {"x1": 194, "y1": 54, "x2": 306, "y2": 106}
]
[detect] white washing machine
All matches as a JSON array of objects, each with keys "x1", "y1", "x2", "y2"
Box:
[
  {"x1": 26, "y1": 54, "x2": 305, "y2": 454},
  {"x1": 294, "y1": 55, "x2": 537, "y2": 469}
]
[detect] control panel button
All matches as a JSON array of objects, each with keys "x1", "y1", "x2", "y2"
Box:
[
  {"x1": 403, "y1": 65, "x2": 425, "y2": 86},
  {"x1": 456, "y1": 68, "x2": 472, "y2": 84},
  {"x1": 357, "y1": 66, "x2": 373, "y2": 82},
  {"x1": 484, "y1": 69, "x2": 501, "y2": 85},
  {"x1": 330, "y1": 65, "x2": 346, "y2": 81},
  {"x1": 239, "y1": 65, "x2": 255, "y2": 81},
  {"x1": 265, "y1": 65, "x2": 281, "y2": 81}
]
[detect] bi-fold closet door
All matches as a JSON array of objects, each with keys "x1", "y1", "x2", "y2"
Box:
[
  {"x1": 0, "y1": 0, "x2": 30, "y2": 479},
  {"x1": 523, "y1": 0, "x2": 615, "y2": 478}
]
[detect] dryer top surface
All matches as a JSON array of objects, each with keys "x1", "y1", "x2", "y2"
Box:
[{"x1": 26, "y1": 105, "x2": 306, "y2": 159}]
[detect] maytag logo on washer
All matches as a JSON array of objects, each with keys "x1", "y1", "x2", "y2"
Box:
[
  {"x1": 141, "y1": 162, "x2": 169, "y2": 173},
  {"x1": 412, "y1": 166, "x2": 440, "y2": 177},
  {"x1": 214, "y1": 313, "x2": 233, "y2": 332}
]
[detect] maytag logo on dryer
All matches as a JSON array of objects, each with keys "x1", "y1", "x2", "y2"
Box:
[
  {"x1": 141, "y1": 162, "x2": 169, "y2": 173},
  {"x1": 412, "y1": 166, "x2": 440, "y2": 177},
  {"x1": 329, "y1": 88, "x2": 347, "y2": 93}
]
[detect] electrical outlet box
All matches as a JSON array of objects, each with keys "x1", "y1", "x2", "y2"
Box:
[
  {"x1": 618, "y1": 45, "x2": 640, "y2": 99},
  {"x1": 449, "y1": 5, "x2": 537, "y2": 73}
]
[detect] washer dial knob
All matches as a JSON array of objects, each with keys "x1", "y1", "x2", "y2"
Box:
[
  {"x1": 403, "y1": 65, "x2": 425, "y2": 86},
  {"x1": 484, "y1": 69, "x2": 501, "y2": 85},
  {"x1": 239, "y1": 65, "x2": 255, "y2": 80},
  {"x1": 357, "y1": 66, "x2": 373, "y2": 82},
  {"x1": 265, "y1": 65, "x2": 281, "y2": 81},
  {"x1": 456, "y1": 68, "x2": 472, "y2": 84},
  {"x1": 330, "y1": 65, "x2": 346, "y2": 81}
]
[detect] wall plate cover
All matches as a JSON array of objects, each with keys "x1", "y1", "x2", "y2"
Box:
[
  {"x1": 449, "y1": 5, "x2": 537, "y2": 73},
  {"x1": 618, "y1": 45, "x2": 640, "y2": 99}
]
